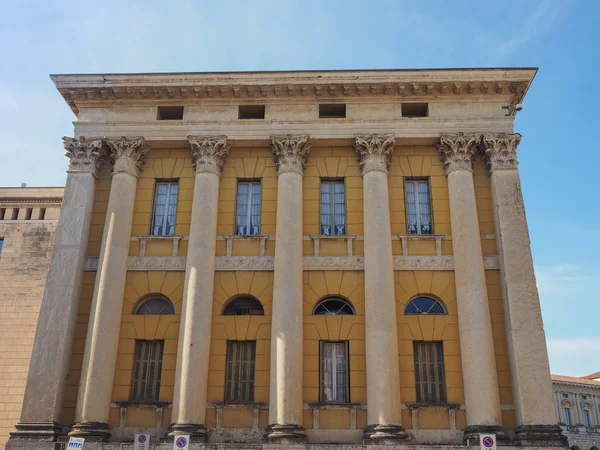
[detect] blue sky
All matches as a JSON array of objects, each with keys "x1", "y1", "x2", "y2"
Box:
[{"x1": 1, "y1": 0, "x2": 598, "y2": 376}]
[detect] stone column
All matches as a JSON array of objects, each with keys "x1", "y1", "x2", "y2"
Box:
[
  {"x1": 355, "y1": 134, "x2": 408, "y2": 444},
  {"x1": 438, "y1": 133, "x2": 504, "y2": 444},
  {"x1": 265, "y1": 134, "x2": 311, "y2": 443},
  {"x1": 8, "y1": 138, "x2": 105, "y2": 444},
  {"x1": 170, "y1": 136, "x2": 230, "y2": 441},
  {"x1": 481, "y1": 132, "x2": 567, "y2": 446},
  {"x1": 70, "y1": 137, "x2": 149, "y2": 440}
]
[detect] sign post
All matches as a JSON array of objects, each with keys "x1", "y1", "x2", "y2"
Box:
[
  {"x1": 134, "y1": 433, "x2": 150, "y2": 450},
  {"x1": 67, "y1": 437, "x2": 85, "y2": 449},
  {"x1": 480, "y1": 434, "x2": 496, "y2": 450},
  {"x1": 173, "y1": 434, "x2": 190, "y2": 450}
]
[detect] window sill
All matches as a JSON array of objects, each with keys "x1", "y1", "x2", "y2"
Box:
[
  {"x1": 132, "y1": 235, "x2": 184, "y2": 257},
  {"x1": 397, "y1": 234, "x2": 444, "y2": 257},
  {"x1": 309, "y1": 235, "x2": 356, "y2": 257},
  {"x1": 114, "y1": 401, "x2": 171, "y2": 408},
  {"x1": 221, "y1": 235, "x2": 270, "y2": 257},
  {"x1": 307, "y1": 402, "x2": 366, "y2": 410},
  {"x1": 405, "y1": 402, "x2": 461, "y2": 410},
  {"x1": 210, "y1": 401, "x2": 268, "y2": 409}
]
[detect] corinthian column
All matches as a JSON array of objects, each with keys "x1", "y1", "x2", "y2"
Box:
[
  {"x1": 70, "y1": 137, "x2": 149, "y2": 440},
  {"x1": 438, "y1": 133, "x2": 504, "y2": 444},
  {"x1": 481, "y1": 133, "x2": 567, "y2": 447},
  {"x1": 8, "y1": 138, "x2": 105, "y2": 444},
  {"x1": 355, "y1": 134, "x2": 408, "y2": 444},
  {"x1": 170, "y1": 136, "x2": 230, "y2": 441},
  {"x1": 265, "y1": 134, "x2": 311, "y2": 443}
]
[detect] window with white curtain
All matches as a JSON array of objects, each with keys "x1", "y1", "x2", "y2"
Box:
[
  {"x1": 320, "y1": 180, "x2": 345, "y2": 235},
  {"x1": 405, "y1": 179, "x2": 432, "y2": 235},
  {"x1": 236, "y1": 181, "x2": 261, "y2": 235},
  {"x1": 321, "y1": 341, "x2": 349, "y2": 403},
  {"x1": 151, "y1": 181, "x2": 178, "y2": 236}
]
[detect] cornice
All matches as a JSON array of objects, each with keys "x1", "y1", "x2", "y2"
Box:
[{"x1": 0, "y1": 197, "x2": 62, "y2": 205}]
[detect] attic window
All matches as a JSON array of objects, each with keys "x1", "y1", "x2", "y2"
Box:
[
  {"x1": 402, "y1": 103, "x2": 428, "y2": 118},
  {"x1": 319, "y1": 104, "x2": 346, "y2": 118},
  {"x1": 239, "y1": 105, "x2": 265, "y2": 119},
  {"x1": 157, "y1": 106, "x2": 184, "y2": 120}
]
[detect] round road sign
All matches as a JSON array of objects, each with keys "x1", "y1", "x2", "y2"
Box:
[
  {"x1": 138, "y1": 434, "x2": 147, "y2": 443},
  {"x1": 482, "y1": 436, "x2": 494, "y2": 448},
  {"x1": 176, "y1": 436, "x2": 188, "y2": 448}
]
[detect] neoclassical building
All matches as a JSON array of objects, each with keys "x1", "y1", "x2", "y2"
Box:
[{"x1": 6, "y1": 69, "x2": 567, "y2": 449}]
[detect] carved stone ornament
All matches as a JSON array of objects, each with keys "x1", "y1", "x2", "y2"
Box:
[
  {"x1": 271, "y1": 134, "x2": 312, "y2": 175},
  {"x1": 354, "y1": 134, "x2": 395, "y2": 175},
  {"x1": 438, "y1": 132, "x2": 480, "y2": 174},
  {"x1": 63, "y1": 136, "x2": 106, "y2": 175},
  {"x1": 105, "y1": 136, "x2": 149, "y2": 177},
  {"x1": 481, "y1": 132, "x2": 521, "y2": 172},
  {"x1": 188, "y1": 135, "x2": 230, "y2": 175}
]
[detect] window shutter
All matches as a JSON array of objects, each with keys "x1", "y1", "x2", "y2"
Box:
[{"x1": 131, "y1": 340, "x2": 164, "y2": 402}]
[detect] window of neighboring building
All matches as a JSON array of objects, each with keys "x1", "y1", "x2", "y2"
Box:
[
  {"x1": 151, "y1": 181, "x2": 178, "y2": 236},
  {"x1": 321, "y1": 341, "x2": 349, "y2": 403},
  {"x1": 405, "y1": 296, "x2": 446, "y2": 315},
  {"x1": 405, "y1": 179, "x2": 432, "y2": 235},
  {"x1": 0, "y1": 208, "x2": 5, "y2": 220},
  {"x1": 131, "y1": 340, "x2": 164, "y2": 402},
  {"x1": 236, "y1": 181, "x2": 261, "y2": 236},
  {"x1": 562, "y1": 393, "x2": 569, "y2": 399},
  {"x1": 225, "y1": 341, "x2": 256, "y2": 403},
  {"x1": 584, "y1": 410, "x2": 591, "y2": 428},
  {"x1": 581, "y1": 395, "x2": 588, "y2": 400},
  {"x1": 565, "y1": 407, "x2": 572, "y2": 426},
  {"x1": 414, "y1": 342, "x2": 446, "y2": 403},
  {"x1": 313, "y1": 297, "x2": 355, "y2": 315},
  {"x1": 320, "y1": 180, "x2": 346, "y2": 235},
  {"x1": 0, "y1": 238, "x2": 3, "y2": 256},
  {"x1": 223, "y1": 297, "x2": 264, "y2": 316},
  {"x1": 135, "y1": 295, "x2": 175, "y2": 315}
]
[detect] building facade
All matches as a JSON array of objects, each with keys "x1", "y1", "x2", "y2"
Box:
[
  {"x1": 553, "y1": 373, "x2": 600, "y2": 450},
  {"x1": 6, "y1": 69, "x2": 567, "y2": 449},
  {"x1": 0, "y1": 187, "x2": 63, "y2": 448}
]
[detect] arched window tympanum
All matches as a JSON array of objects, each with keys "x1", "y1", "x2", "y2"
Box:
[
  {"x1": 313, "y1": 297, "x2": 355, "y2": 315},
  {"x1": 223, "y1": 296, "x2": 264, "y2": 316},
  {"x1": 134, "y1": 295, "x2": 175, "y2": 315},
  {"x1": 404, "y1": 296, "x2": 446, "y2": 315}
]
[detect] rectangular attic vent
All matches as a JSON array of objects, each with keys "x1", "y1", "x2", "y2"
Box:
[
  {"x1": 157, "y1": 106, "x2": 184, "y2": 120},
  {"x1": 239, "y1": 105, "x2": 265, "y2": 119}
]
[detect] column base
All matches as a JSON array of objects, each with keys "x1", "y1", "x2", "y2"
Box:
[
  {"x1": 68, "y1": 421, "x2": 111, "y2": 441},
  {"x1": 167, "y1": 422, "x2": 208, "y2": 441},
  {"x1": 264, "y1": 424, "x2": 307, "y2": 443},
  {"x1": 514, "y1": 424, "x2": 568, "y2": 447},
  {"x1": 463, "y1": 425, "x2": 509, "y2": 446},
  {"x1": 363, "y1": 424, "x2": 410, "y2": 444},
  {"x1": 8, "y1": 422, "x2": 63, "y2": 441}
]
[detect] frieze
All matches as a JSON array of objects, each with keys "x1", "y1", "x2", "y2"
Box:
[
  {"x1": 393, "y1": 256, "x2": 453, "y2": 270},
  {"x1": 304, "y1": 256, "x2": 364, "y2": 270}
]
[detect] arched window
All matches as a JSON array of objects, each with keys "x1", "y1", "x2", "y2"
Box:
[
  {"x1": 404, "y1": 296, "x2": 446, "y2": 315},
  {"x1": 223, "y1": 296, "x2": 264, "y2": 316},
  {"x1": 134, "y1": 295, "x2": 175, "y2": 315},
  {"x1": 313, "y1": 297, "x2": 355, "y2": 315}
]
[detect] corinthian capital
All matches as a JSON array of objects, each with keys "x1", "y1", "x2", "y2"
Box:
[
  {"x1": 271, "y1": 134, "x2": 311, "y2": 175},
  {"x1": 188, "y1": 135, "x2": 230, "y2": 175},
  {"x1": 105, "y1": 136, "x2": 150, "y2": 177},
  {"x1": 438, "y1": 132, "x2": 480, "y2": 174},
  {"x1": 63, "y1": 136, "x2": 106, "y2": 176},
  {"x1": 481, "y1": 133, "x2": 521, "y2": 172},
  {"x1": 354, "y1": 134, "x2": 395, "y2": 175}
]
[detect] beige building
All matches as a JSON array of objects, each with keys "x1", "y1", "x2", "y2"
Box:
[
  {"x1": 553, "y1": 373, "x2": 600, "y2": 450},
  {"x1": 5, "y1": 68, "x2": 568, "y2": 449},
  {"x1": 0, "y1": 187, "x2": 63, "y2": 448}
]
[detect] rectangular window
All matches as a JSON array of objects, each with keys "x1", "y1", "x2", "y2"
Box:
[
  {"x1": 565, "y1": 407, "x2": 572, "y2": 426},
  {"x1": 320, "y1": 180, "x2": 346, "y2": 235},
  {"x1": 236, "y1": 181, "x2": 261, "y2": 235},
  {"x1": 11, "y1": 209, "x2": 18, "y2": 220},
  {"x1": 38, "y1": 208, "x2": 46, "y2": 220},
  {"x1": 584, "y1": 410, "x2": 591, "y2": 428},
  {"x1": 414, "y1": 342, "x2": 446, "y2": 403},
  {"x1": 157, "y1": 106, "x2": 184, "y2": 120},
  {"x1": 319, "y1": 104, "x2": 346, "y2": 118},
  {"x1": 239, "y1": 105, "x2": 265, "y2": 119},
  {"x1": 401, "y1": 102, "x2": 429, "y2": 117},
  {"x1": 131, "y1": 340, "x2": 164, "y2": 402},
  {"x1": 405, "y1": 179, "x2": 432, "y2": 235},
  {"x1": 25, "y1": 208, "x2": 32, "y2": 220},
  {"x1": 581, "y1": 395, "x2": 588, "y2": 400},
  {"x1": 0, "y1": 239, "x2": 3, "y2": 256},
  {"x1": 320, "y1": 341, "x2": 349, "y2": 403},
  {"x1": 225, "y1": 341, "x2": 256, "y2": 403},
  {"x1": 151, "y1": 181, "x2": 178, "y2": 236},
  {"x1": 562, "y1": 393, "x2": 569, "y2": 399}
]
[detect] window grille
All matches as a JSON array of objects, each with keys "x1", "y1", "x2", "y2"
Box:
[
  {"x1": 135, "y1": 296, "x2": 175, "y2": 315},
  {"x1": 131, "y1": 340, "x2": 164, "y2": 402},
  {"x1": 584, "y1": 409, "x2": 591, "y2": 428},
  {"x1": 321, "y1": 341, "x2": 349, "y2": 403},
  {"x1": 236, "y1": 181, "x2": 261, "y2": 236},
  {"x1": 404, "y1": 296, "x2": 446, "y2": 315},
  {"x1": 223, "y1": 297, "x2": 264, "y2": 316},
  {"x1": 564, "y1": 407, "x2": 572, "y2": 426},
  {"x1": 405, "y1": 180, "x2": 432, "y2": 235},
  {"x1": 313, "y1": 298, "x2": 355, "y2": 315},
  {"x1": 414, "y1": 342, "x2": 446, "y2": 403},
  {"x1": 320, "y1": 180, "x2": 346, "y2": 235},
  {"x1": 225, "y1": 341, "x2": 256, "y2": 403},
  {"x1": 151, "y1": 181, "x2": 178, "y2": 236}
]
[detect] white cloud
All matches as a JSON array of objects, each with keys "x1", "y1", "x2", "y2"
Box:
[{"x1": 547, "y1": 338, "x2": 600, "y2": 377}]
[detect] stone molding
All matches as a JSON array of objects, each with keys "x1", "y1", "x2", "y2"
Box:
[
  {"x1": 105, "y1": 136, "x2": 150, "y2": 177},
  {"x1": 354, "y1": 134, "x2": 395, "y2": 175},
  {"x1": 271, "y1": 134, "x2": 312, "y2": 174},
  {"x1": 188, "y1": 135, "x2": 230, "y2": 175},
  {"x1": 63, "y1": 136, "x2": 106, "y2": 176},
  {"x1": 438, "y1": 132, "x2": 480, "y2": 174},
  {"x1": 481, "y1": 132, "x2": 522, "y2": 172},
  {"x1": 0, "y1": 197, "x2": 62, "y2": 204}
]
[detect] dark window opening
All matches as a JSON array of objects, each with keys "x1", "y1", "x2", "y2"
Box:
[
  {"x1": 11, "y1": 209, "x2": 18, "y2": 220},
  {"x1": 320, "y1": 341, "x2": 349, "y2": 403},
  {"x1": 225, "y1": 341, "x2": 256, "y2": 403},
  {"x1": 0, "y1": 208, "x2": 5, "y2": 220},
  {"x1": 414, "y1": 341, "x2": 446, "y2": 403},
  {"x1": 157, "y1": 106, "x2": 184, "y2": 120},
  {"x1": 239, "y1": 105, "x2": 265, "y2": 119},
  {"x1": 39, "y1": 208, "x2": 46, "y2": 220},
  {"x1": 223, "y1": 297, "x2": 264, "y2": 316},
  {"x1": 402, "y1": 103, "x2": 429, "y2": 118},
  {"x1": 319, "y1": 104, "x2": 346, "y2": 118},
  {"x1": 130, "y1": 340, "x2": 164, "y2": 402},
  {"x1": 25, "y1": 208, "x2": 32, "y2": 220}
]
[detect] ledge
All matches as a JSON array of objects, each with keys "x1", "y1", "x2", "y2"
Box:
[
  {"x1": 307, "y1": 402, "x2": 366, "y2": 410},
  {"x1": 405, "y1": 402, "x2": 461, "y2": 410},
  {"x1": 113, "y1": 401, "x2": 171, "y2": 408},
  {"x1": 209, "y1": 402, "x2": 268, "y2": 409}
]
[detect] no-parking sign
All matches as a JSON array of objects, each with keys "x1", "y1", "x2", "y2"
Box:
[
  {"x1": 173, "y1": 434, "x2": 190, "y2": 450},
  {"x1": 480, "y1": 434, "x2": 496, "y2": 450},
  {"x1": 134, "y1": 433, "x2": 150, "y2": 450},
  {"x1": 67, "y1": 437, "x2": 85, "y2": 449}
]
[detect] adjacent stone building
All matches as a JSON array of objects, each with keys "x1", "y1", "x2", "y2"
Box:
[
  {"x1": 0, "y1": 187, "x2": 63, "y2": 448},
  {"x1": 553, "y1": 373, "x2": 600, "y2": 450},
  {"x1": 5, "y1": 68, "x2": 568, "y2": 449}
]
